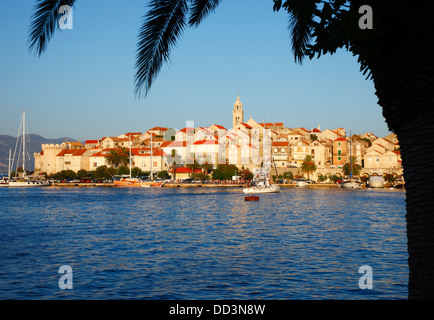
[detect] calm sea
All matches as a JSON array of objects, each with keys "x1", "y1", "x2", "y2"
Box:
[{"x1": 0, "y1": 186, "x2": 408, "y2": 300}]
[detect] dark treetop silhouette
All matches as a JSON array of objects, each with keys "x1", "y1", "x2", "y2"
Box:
[{"x1": 29, "y1": 0, "x2": 434, "y2": 299}]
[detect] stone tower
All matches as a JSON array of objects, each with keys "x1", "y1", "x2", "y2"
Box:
[{"x1": 232, "y1": 95, "x2": 244, "y2": 128}]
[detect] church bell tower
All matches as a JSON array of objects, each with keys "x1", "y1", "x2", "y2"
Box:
[{"x1": 232, "y1": 95, "x2": 244, "y2": 128}]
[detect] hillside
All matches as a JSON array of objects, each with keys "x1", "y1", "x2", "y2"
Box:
[{"x1": 0, "y1": 134, "x2": 76, "y2": 173}]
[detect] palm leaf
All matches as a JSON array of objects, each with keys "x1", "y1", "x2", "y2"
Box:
[
  {"x1": 283, "y1": 0, "x2": 318, "y2": 64},
  {"x1": 135, "y1": 0, "x2": 189, "y2": 98},
  {"x1": 188, "y1": 0, "x2": 221, "y2": 27},
  {"x1": 28, "y1": 0, "x2": 77, "y2": 55}
]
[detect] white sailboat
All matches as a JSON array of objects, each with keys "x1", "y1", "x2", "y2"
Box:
[
  {"x1": 8, "y1": 110, "x2": 50, "y2": 187},
  {"x1": 341, "y1": 130, "x2": 362, "y2": 189},
  {"x1": 243, "y1": 146, "x2": 280, "y2": 194}
]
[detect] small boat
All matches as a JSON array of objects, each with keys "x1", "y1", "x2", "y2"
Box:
[
  {"x1": 245, "y1": 196, "x2": 260, "y2": 201},
  {"x1": 295, "y1": 179, "x2": 308, "y2": 187},
  {"x1": 8, "y1": 179, "x2": 50, "y2": 187},
  {"x1": 341, "y1": 179, "x2": 362, "y2": 188},
  {"x1": 243, "y1": 180, "x2": 280, "y2": 194},
  {"x1": 0, "y1": 177, "x2": 9, "y2": 187},
  {"x1": 243, "y1": 157, "x2": 280, "y2": 194},
  {"x1": 368, "y1": 175, "x2": 384, "y2": 188},
  {"x1": 114, "y1": 177, "x2": 164, "y2": 187},
  {"x1": 393, "y1": 176, "x2": 405, "y2": 188}
]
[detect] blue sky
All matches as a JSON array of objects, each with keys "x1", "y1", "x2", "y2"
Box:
[{"x1": 0, "y1": 0, "x2": 391, "y2": 141}]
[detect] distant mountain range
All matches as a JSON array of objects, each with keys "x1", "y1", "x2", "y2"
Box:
[{"x1": 0, "y1": 134, "x2": 76, "y2": 173}]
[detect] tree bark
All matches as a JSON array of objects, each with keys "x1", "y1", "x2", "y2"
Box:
[{"x1": 370, "y1": 1, "x2": 434, "y2": 298}]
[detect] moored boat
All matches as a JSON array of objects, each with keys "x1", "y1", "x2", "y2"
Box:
[
  {"x1": 341, "y1": 179, "x2": 362, "y2": 188},
  {"x1": 368, "y1": 175, "x2": 384, "y2": 188},
  {"x1": 295, "y1": 179, "x2": 309, "y2": 187},
  {"x1": 243, "y1": 181, "x2": 280, "y2": 194},
  {"x1": 8, "y1": 179, "x2": 50, "y2": 187}
]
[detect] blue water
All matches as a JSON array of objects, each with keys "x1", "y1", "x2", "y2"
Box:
[{"x1": 0, "y1": 186, "x2": 408, "y2": 299}]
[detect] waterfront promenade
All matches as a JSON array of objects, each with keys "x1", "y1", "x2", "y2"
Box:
[{"x1": 49, "y1": 181, "x2": 359, "y2": 188}]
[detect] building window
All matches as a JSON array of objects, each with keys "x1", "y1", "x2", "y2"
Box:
[
  {"x1": 338, "y1": 150, "x2": 341, "y2": 155},
  {"x1": 338, "y1": 156, "x2": 341, "y2": 161},
  {"x1": 93, "y1": 162, "x2": 97, "y2": 167}
]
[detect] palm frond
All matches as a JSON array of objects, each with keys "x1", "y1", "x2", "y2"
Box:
[
  {"x1": 135, "y1": 0, "x2": 189, "y2": 98},
  {"x1": 28, "y1": 0, "x2": 77, "y2": 55},
  {"x1": 283, "y1": 0, "x2": 317, "y2": 64},
  {"x1": 188, "y1": 0, "x2": 221, "y2": 27}
]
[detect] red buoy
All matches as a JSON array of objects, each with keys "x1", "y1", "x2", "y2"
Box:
[{"x1": 245, "y1": 196, "x2": 259, "y2": 201}]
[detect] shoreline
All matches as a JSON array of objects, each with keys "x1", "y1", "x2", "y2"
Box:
[{"x1": 49, "y1": 182, "x2": 342, "y2": 188}]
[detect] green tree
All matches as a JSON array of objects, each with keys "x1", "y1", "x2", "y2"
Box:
[
  {"x1": 157, "y1": 170, "x2": 170, "y2": 179},
  {"x1": 131, "y1": 167, "x2": 144, "y2": 178},
  {"x1": 283, "y1": 171, "x2": 293, "y2": 181},
  {"x1": 77, "y1": 169, "x2": 89, "y2": 179},
  {"x1": 301, "y1": 155, "x2": 317, "y2": 179},
  {"x1": 342, "y1": 156, "x2": 362, "y2": 176},
  {"x1": 28, "y1": 0, "x2": 434, "y2": 298},
  {"x1": 239, "y1": 169, "x2": 253, "y2": 181},
  {"x1": 212, "y1": 164, "x2": 238, "y2": 180},
  {"x1": 201, "y1": 162, "x2": 213, "y2": 177},
  {"x1": 105, "y1": 149, "x2": 121, "y2": 168},
  {"x1": 116, "y1": 165, "x2": 130, "y2": 176},
  {"x1": 317, "y1": 174, "x2": 326, "y2": 182}
]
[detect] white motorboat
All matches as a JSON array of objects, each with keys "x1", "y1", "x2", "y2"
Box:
[
  {"x1": 243, "y1": 180, "x2": 280, "y2": 194},
  {"x1": 295, "y1": 179, "x2": 309, "y2": 187},
  {"x1": 368, "y1": 175, "x2": 384, "y2": 188},
  {"x1": 341, "y1": 179, "x2": 362, "y2": 188}
]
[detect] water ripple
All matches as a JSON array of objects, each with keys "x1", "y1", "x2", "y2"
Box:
[{"x1": 0, "y1": 187, "x2": 408, "y2": 299}]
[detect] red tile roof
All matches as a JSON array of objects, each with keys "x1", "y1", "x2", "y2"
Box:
[
  {"x1": 57, "y1": 149, "x2": 87, "y2": 157},
  {"x1": 334, "y1": 137, "x2": 347, "y2": 142},
  {"x1": 240, "y1": 123, "x2": 252, "y2": 129},
  {"x1": 272, "y1": 141, "x2": 289, "y2": 147},
  {"x1": 172, "y1": 167, "x2": 202, "y2": 173},
  {"x1": 193, "y1": 139, "x2": 218, "y2": 145},
  {"x1": 212, "y1": 125, "x2": 226, "y2": 130},
  {"x1": 149, "y1": 127, "x2": 167, "y2": 131},
  {"x1": 160, "y1": 141, "x2": 190, "y2": 148}
]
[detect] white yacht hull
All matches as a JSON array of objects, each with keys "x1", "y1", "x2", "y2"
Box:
[
  {"x1": 368, "y1": 176, "x2": 384, "y2": 188},
  {"x1": 243, "y1": 185, "x2": 280, "y2": 194},
  {"x1": 341, "y1": 181, "x2": 362, "y2": 189},
  {"x1": 8, "y1": 180, "x2": 50, "y2": 187},
  {"x1": 295, "y1": 181, "x2": 308, "y2": 187}
]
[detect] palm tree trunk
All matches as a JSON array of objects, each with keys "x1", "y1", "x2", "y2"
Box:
[
  {"x1": 396, "y1": 116, "x2": 434, "y2": 299},
  {"x1": 372, "y1": 17, "x2": 434, "y2": 297}
]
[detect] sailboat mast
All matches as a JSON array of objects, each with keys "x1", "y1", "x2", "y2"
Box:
[
  {"x1": 8, "y1": 149, "x2": 11, "y2": 179},
  {"x1": 349, "y1": 129, "x2": 352, "y2": 179},
  {"x1": 22, "y1": 110, "x2": 26, "y2": 178},
  {"x1": 150, "y1": 133, "x2": 153, "y2": 180},
  {"x1": 129, "y1": 134, "x2": 132, "y2": 178}
]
